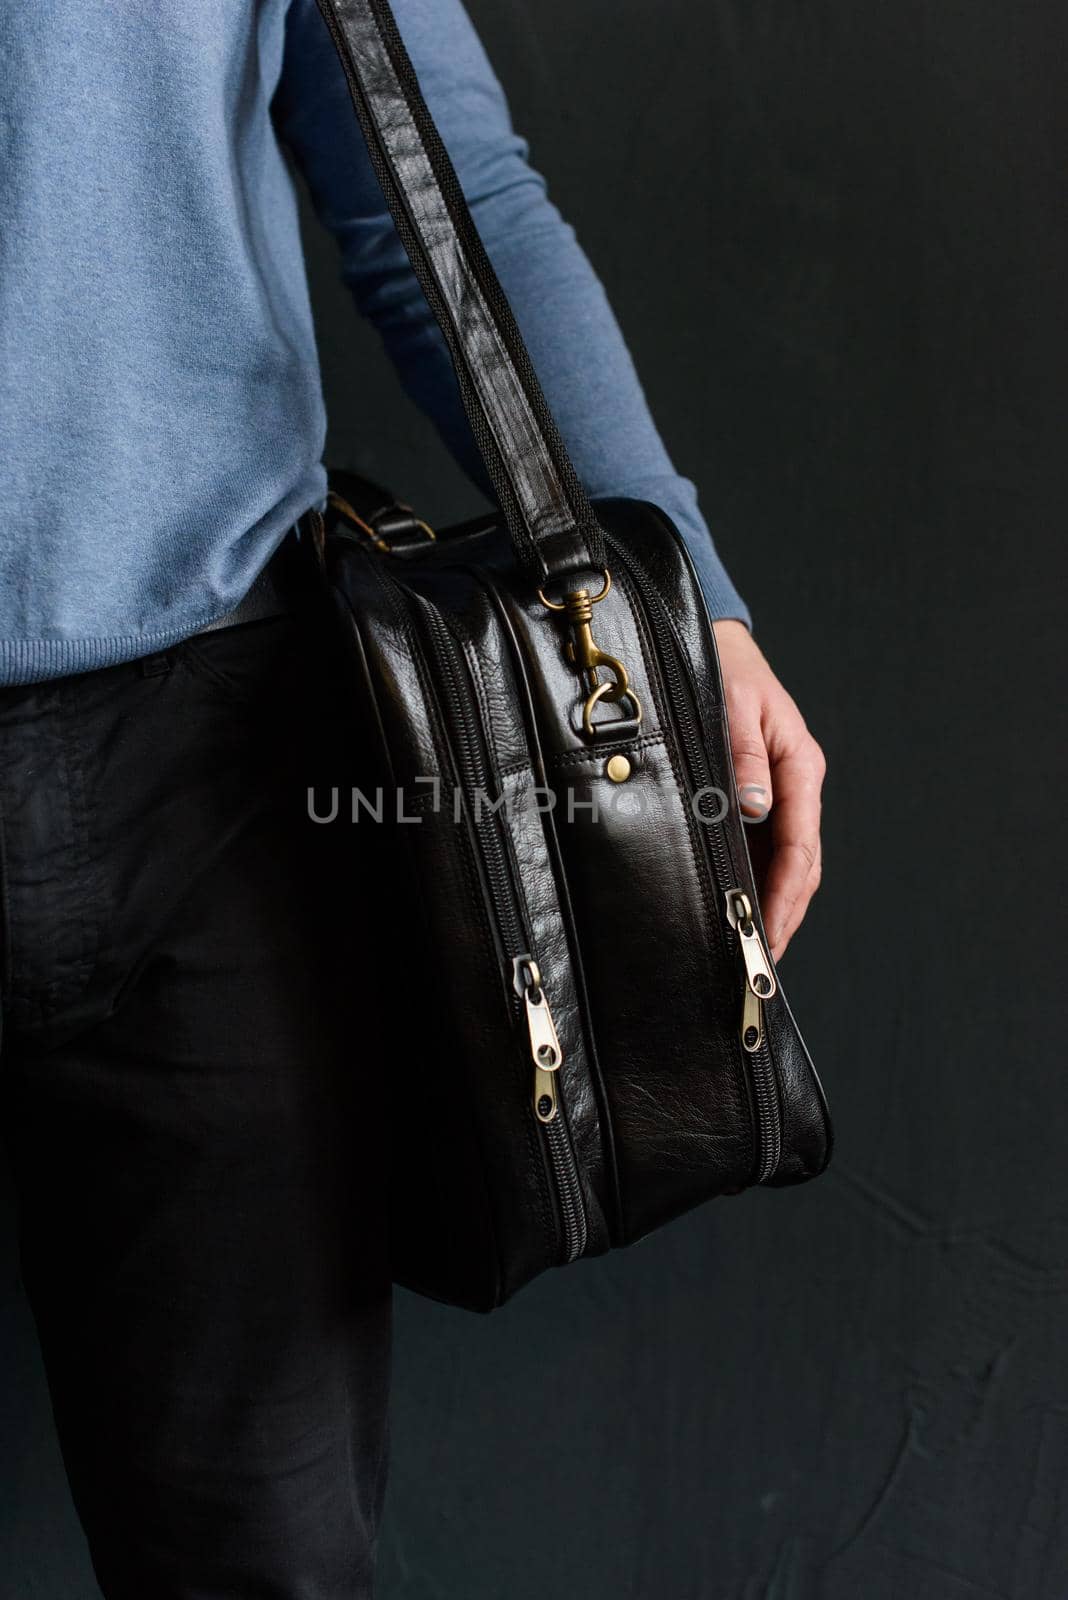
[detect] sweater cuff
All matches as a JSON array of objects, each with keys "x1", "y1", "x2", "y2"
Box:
[{"x1": 678, "y1": 524, "x2": 753, "y2": 632}]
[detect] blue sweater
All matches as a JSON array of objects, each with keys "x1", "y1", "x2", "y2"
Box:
[{"x1": 0, "y1": 0, "x2": 749, "y2": 686}]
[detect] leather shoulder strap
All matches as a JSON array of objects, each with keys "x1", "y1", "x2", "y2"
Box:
[{"x1": 314, "y1": 0, "x2": 606, "y2": 587}]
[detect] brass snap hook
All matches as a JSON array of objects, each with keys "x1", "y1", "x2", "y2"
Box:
[{"x1": 539, "y1": 569, "x2": 639, "y2": 737}]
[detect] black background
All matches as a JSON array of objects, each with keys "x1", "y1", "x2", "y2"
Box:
[{"x1": 4, "y1": 1, "x2": 1067, "y2": 1595}]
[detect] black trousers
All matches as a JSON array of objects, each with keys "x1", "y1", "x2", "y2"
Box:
[{"x1": 0, "y1": 590, "x2": 391, "y2": 1597}]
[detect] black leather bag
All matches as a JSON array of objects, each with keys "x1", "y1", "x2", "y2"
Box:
[{"x1": 309, "y1": 0, "x2": 833, "y2": 1311}]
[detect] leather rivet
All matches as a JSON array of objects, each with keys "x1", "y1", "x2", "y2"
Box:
[{"x1": 605, "y1": 754, "x2": 631, "y2": 783}]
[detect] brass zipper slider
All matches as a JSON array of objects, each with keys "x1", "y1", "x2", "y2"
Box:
[
  {"x1": 725, "y1": 888, "x2": 778, "y2": 1001},
  {"x1": 514, "y1": 956, "x2": 564, "y2": 1124},
  {"x1": 741, "y1": 985, "x2": 764, "y2": 1053}
]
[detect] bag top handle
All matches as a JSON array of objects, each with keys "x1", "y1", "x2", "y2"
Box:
[{"x1": 314, "y1": 0, "x2": 607, "y2": 590}]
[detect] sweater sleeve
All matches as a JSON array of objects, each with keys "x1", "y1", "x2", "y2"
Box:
[{"x1": 273, "y1": 0, "x2": 751, "y2": 626}]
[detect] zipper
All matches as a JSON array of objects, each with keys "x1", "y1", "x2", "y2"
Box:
[
  {"x1": 515, "y1": 955, "x2": 587, "y2": 1262},
  {"x1": 604, "y1": 535, "x2": 783, "y2": 1182},
  {"x1": 741, "y1": 984, "x2": 765, "y2": 1053},
  {"x1": 414, "y1": 595, "x2": 589, "y2": 1263},
  {"x1": 516, "y1": 954, "x2": 564, "y2": 1120},
  {"x1": 724, "y1": 885, "x2": 781, "y2": 1179}
]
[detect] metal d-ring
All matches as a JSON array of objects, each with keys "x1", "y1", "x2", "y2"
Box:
[
  {"x1": 582, "y1": 680, "x2": 643, "y2": 741},
  {"x1": 537, "y1": 569, "x2": 612, "y2": 612}
]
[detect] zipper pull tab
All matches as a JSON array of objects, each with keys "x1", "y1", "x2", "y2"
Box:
[
  {"x1": 725, "y1": 888, "x2": 778, "y2": 1000},
  {"x1": 514, "y1": 956, "x2": 564, "y2": 1124},
  {"x1": 741, "y1": 985, "x2": 764, "y2": 1053}
]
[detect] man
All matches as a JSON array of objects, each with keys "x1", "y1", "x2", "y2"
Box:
[{"x1": 0, "y1": 0, "x2": 825, "y2": 1593}]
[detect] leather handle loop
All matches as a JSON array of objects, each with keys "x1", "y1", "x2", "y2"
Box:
[{"x1": 313, "y1": 0, "x2": 605, "y2": 587}]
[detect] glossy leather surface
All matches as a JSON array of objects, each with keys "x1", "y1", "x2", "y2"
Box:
[
  {"x1": 322, "y1": 490, "x2": 832, "y2": 1310},
  {"x1": 311, "y1": 0, "x2": 832, "y2": 1311},
  {"x1": 316, "y1": 0, "x2": 604, "y2": 585}
]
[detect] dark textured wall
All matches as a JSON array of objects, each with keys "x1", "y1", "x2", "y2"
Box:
[{"x1": 4, "y1": 2, "x2": 1067, "y2": 1596}]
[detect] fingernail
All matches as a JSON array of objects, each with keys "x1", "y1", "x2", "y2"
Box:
[{"x1": 738, "y1": 783, "x2": 769, "y2": 820}]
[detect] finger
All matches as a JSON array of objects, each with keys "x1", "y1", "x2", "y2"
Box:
[
  {"x1": 773, "y1": 856, "x2": 820, "y2": 960},
  {"x1": 726, "y1": 709, "x2": 773, "y2": 821},
  {"x1": 761, "y1": 739, "x2": 825, "y2": 953},
  {"x1": 770, "y1": 843, "x2": 822, "y2": 961}
]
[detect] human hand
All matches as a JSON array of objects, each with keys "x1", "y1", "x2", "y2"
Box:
[{"x1": 712, "y1": 620, "x2": 826, "y2": 962}]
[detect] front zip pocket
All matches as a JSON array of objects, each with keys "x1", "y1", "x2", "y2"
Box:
[
  {"x1": 413, "y1": 592, "x2": 589, "y2": 1265},
  {"x1": 604, "y1": 532, "x2": 785, "y2": 1184}
]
